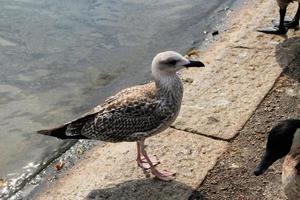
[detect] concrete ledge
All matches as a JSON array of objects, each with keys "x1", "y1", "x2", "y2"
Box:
[
  {"x1": 174, "y1": 0, "x2": 299, "y2": 140},
  {"x1": 35, "y1": 129, "x2": 227, "y2": 200}
]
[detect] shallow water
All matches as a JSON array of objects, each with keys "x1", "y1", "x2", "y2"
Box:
[{"x1": 0, "y1": 0, "x2": 237, "y2": 198}]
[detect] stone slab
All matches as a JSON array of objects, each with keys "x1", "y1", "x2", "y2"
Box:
[
  {"x1": 35, "y1": 129, "x2": 227, "y2": 200},
  {"x1": 173, "y1": 0, "x2": 298, "y2": 140}
]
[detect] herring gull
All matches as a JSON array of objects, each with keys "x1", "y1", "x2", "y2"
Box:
[{"x1": 38, "y1": 51, "x2": 205, "y2": 181}]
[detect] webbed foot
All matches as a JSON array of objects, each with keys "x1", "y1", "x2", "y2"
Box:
[
  {"x1": 272, "y1": 17, "x2": 299, "y2": 29},
  {"x1": 257, "y1": 25, "x2": 288, "y2": 35},
  {"x1": 137, "y1": 155, "x2": 159, "y2": 169},
  {"x1": 152, "y1": 169, "x2": 176, "y2": 181}
]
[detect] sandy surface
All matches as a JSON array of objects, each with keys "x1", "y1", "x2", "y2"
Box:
[{"x1": 31, "y1": 0, "x2": 300, "y2": 199}]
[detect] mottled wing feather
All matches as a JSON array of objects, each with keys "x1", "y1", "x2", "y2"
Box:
[
  {"x1": 80, "y1": 99, "x2": 172, "y2": 142},
  {"x1": 64, "y1": 82, "x2": 172, "y2": 141},
  {"x1": 65, "y1": 115, "x2": 94, "y2": 137},
  {"x1": 62, "y1": 82, "x2": 154, "y2": 124}
]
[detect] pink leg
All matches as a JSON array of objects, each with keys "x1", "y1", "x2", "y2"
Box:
[
  {"x1": 138, "y1": 140, "x2": 176, "y2": 181},
  {"x1": 136, "y1": 141, "x2": 159, "y2": 169}
]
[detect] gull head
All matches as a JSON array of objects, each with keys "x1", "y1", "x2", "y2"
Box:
[{"x1": 151, "y1": 51, "x2": 205, "y2": 77}]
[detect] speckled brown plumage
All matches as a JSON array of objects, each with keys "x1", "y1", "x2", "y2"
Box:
[
  {"x1": 255, "y1": 120, "x2": 300, "y2": 199},
  {"x1": 37, "y1": 51, "x2": 205, "y2": 181},
  {"x1": 282, "y1": 152, "x2": 300, "y2": 200},
  {"x1": 38, "y1": 77, "x2": 183, "y2": 142},
  {"x1": 281, "y1": 128, "x2": 300, "y2": 200}
]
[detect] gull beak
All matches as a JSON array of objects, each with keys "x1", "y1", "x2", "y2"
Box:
[{"x1": 183, "y1": 60, "x2": 205, "y2": 68}]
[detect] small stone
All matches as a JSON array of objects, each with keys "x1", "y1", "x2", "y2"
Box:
[
  {"x1": 55, "y1": 160, "x2": 64, "y2": 171},
  {"x1": 183, "y1": 172, "x2": 194, "y2": 178},
  {"x1": 207, "y1": 116, "x2": 220, "y2": 124},
  {"x1": 0, "y1": 178, "x2": 6, "y2": 188},
  {"x1": 230, "y1": 163, "x2": 239, "y2": 168},
  {"x1": 212, "y1": 30, "x2": 219, "y2": 36},
  {"x1": 182, "y1": 77, "x2": 194, "y2": 84},
  {"x1": 122, "y1": 150, "x2": 130, "y2": 155}
]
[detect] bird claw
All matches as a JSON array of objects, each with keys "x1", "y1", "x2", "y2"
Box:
[
  {"x1": 153, "y1": 170, "x2": 176, "y2": 181},
  {"x1": 137, "y1": 155, "x2": 159, "y2": 170}
]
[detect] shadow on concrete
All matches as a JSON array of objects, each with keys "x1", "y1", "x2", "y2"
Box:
[
  {"x1": 85, "y1": 179, "x2": 207, "y2": 200},
  {"x1": 275, "y1": 36, "x2": 300, "y2": 82}
]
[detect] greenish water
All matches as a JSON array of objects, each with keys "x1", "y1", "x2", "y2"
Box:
[{"x1": 0, "y1": 0, "x2": 238, "y2": 198}]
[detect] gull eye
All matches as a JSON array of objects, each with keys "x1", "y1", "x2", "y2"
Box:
[{"x1": 162, "y1": 59, "x2": 178, "y2": 66}]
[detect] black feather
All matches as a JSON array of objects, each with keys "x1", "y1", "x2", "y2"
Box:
[{"x1": 37, "y1": 125, "x2": 88, "y2": 140}]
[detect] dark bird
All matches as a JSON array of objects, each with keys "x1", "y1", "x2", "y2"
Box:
[
  {"x1": 254, "y1": 119, "x2": 300, "y2": 199},
  {"x1": 257, "y1": 0, "x2": 300, "y2": 34}
]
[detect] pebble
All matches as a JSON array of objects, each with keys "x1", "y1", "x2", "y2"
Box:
[
  {"x1": 182, "y1": 77, "x2": 194, "y2": 84},
  {"x1": 0, "y1": 178, "x2": 7, "y2": 187},
  {"x1": 212, "y1": 30, "x2": 219, "y2": 36}
]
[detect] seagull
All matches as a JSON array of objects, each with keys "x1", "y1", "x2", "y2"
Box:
[
  {"x1": 38, "y1": 51, "x2": 205, "y2": 181},
  {"x1": 257, "y1": 0, "x2": 300, "y2": 34}
]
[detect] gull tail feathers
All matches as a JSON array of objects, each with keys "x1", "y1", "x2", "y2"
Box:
[{"x1": 37, "y1": 125, "x2": 88, "y2": 140}]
